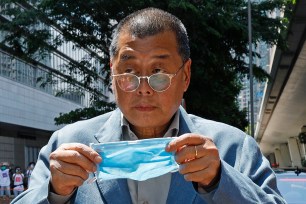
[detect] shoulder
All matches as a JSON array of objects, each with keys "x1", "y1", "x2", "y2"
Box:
[
  {"x1": 181, "y1": 110, "x2": 251, "y2": 153},
  {"x1": 61, "y1": 109, "x2": 115, "y2": 132},
  {"x1": 49, "y1": 109, "x2": 120, "y2": 144},
  {"x1": 183, "y1": 112, "x2": 261, "y2": 168},
  {"x1": 186, "y1": 113, "x2": 246, "y2": 139}
]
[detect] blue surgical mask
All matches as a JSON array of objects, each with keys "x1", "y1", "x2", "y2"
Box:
[{"x1": 90, "y1": 137, "x2": 178, "y2": 181}]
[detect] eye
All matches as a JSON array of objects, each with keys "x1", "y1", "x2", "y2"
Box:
[
  {"x1": 152, "y1": 68, "x2": 162, "y2": 74},
  {"x1": 152, "y1": 64, "x2": 167, "y2": 74},
  {"x1": 125, "y1": 68, "x2": 134, "y2": 73},
  {"x1": 120, "y1": 64, "x2": 136, "y2": 74}
]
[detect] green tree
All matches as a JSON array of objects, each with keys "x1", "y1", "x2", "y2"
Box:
[{"x1": 0, "y1": 0, "x2": 293, "y2": 130}]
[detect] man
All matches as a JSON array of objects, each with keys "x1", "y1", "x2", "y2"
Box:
[
  {"x1": 25, "y1": 162, "x2": 35, "y2": 188},
  {"x1": 0, "y1": 163, "x2": 11, "y2": 200},
  {"x1": 12, "y1": 8, "x2": 285, "y2": 204},
  {"x1": 12, "y1": 167, "x2": 25, "y2": 197}
]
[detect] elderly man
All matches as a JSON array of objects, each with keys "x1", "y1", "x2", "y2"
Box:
[{"x1": 12, "y1": 7, "x2": 285, "y2": 204}]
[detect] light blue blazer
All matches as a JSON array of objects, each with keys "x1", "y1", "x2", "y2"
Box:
[{"x1": 12, "y1": 107, "x2": 286, "y2": 204}]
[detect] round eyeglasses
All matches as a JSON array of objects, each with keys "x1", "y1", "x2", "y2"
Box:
[{"x1": 112, "y1": 63, "x2": 185, "y2": 92}]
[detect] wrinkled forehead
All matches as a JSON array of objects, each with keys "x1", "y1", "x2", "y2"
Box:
[
  {"x1": 117, "y1": 29, "x2": 178, "y2": 50},
  {"x1": 115, "y1": 32, "x2": 179, "y2": 62}
]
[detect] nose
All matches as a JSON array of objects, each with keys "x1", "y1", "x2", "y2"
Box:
[{"x1": 137, "y1": 76, "x2": 153, "y2": 95}]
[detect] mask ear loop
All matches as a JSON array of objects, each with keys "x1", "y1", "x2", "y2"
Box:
[{"x1": 87, "y1": 172, "x2": 97, "y2": 184}]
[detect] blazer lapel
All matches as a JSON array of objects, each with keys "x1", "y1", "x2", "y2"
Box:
[
  {"x1": 96, "y1": 179, "x2": 132, "y2": 204},
  {"x1": 94, "y1": 108, "x2": 122, "y2": 143},
  {"x1": 178, "y1": 106, "x2": 198, "y2": 135},
  {"x1": 167, "y1": 172, "x2": 197, "y2": 203},
  {"x1": 93, "y1": 109, "x2": 132, "y2": 203},
  {"x1": 166, "y1": 107, "x2": 198, "y2": 203}
]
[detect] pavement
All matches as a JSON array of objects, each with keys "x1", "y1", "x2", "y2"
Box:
[{"x1": 0, "y1": 196, "x2": 14, "y2": 204}]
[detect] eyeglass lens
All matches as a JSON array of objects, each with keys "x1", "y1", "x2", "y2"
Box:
[{"x1": 116, "y1": 73, "x2": 171, "y2": 92}]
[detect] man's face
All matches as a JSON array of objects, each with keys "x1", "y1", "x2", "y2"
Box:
[{"x1": 111, "y1": 30, "x2": 191, "y2": 131}]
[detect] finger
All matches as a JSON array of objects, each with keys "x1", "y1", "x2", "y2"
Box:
[
  {"x1": 174, "y1": 145, "x2": 198, "y2": 164},
  {"x1": 51, "y1": 169, "x2": 85, "y2": 195},
  {"x1": 50, "y1": 159, "x2": 89, "y2": 181},
  {"x1": 178, "y1": 155, "x2": 219, "y2": 175},
  {"x1": 183, "y1": 167, "x2": 218, "y2": 185},
  {"x1": 166, "y1": 134, "x2": 209, "y2": 152},
  {"x1": 59, "y1": 143, "x2": 102, "y2": 163},
  {"x1": 50, "y1": 149, "x2": 97, "y2": 173},
  {"x1": 176, "y1": 142, "x2": 219, "y2": 164},
  {"x1": 178, "y1": 157, "x2": 207, "y2": 175}
]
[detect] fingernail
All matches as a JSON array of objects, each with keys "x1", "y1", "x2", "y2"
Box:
[{"x1": 94, "y1": 155, "x2": 102, "y2": 163}]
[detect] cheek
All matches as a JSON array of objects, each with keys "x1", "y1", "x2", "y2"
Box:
[
  {"x1": 113, "y1": 82, "x2": 125, "y2": 99},
  {"x1": 115, "y1": 88, "x2": 129, "y2": 106},
  {"x1": 169, "y1": 82, "x2": 185, "y2": 101},
  {"x1": 114, "y1": 89, "x2": 132, "y2": 110},
  {"x1": 160, "y1": 92, "x2": 182, "y2": 114}
]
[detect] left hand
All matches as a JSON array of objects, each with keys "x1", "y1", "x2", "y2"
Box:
[{"x1": 165, "y1": 133, "x2": 221, "y2": 187}]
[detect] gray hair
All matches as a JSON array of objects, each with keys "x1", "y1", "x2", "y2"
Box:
[{"x1": 109, "y1": 7, "x2": 190, "y2": 62}]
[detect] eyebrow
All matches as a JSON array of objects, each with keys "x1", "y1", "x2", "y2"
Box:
[
  {"x1": 119, "y1": 54, "x2": 135, "y2": 62},
  {"x1": 154, "y1": 54, "x2": 171, "y2": 60},
  {"x1": 119, "y1": 53, "x2": 171, "y2": 62}
]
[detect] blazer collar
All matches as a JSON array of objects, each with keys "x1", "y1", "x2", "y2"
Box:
[
  {"x1": 178, "y1": 106, "x2": 197, "y2": 135},
  {"x1": 94, "y1": 106, "x2": 194, "y2": 142},
  {"x1": 94, "y1": 108, "x2": 122, "y2": 143}
]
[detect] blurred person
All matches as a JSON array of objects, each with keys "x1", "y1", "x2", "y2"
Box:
[
  {"x1": 25, "y1": 162, "x2": 35, "y2": 188},
  {"x1": 12, "y1": 7, "x2": 285, "y2": 204},
  {"x1": 0, "y1": 163, "x2": 11, "y2": 199},
  {"x1": 12, "y1": 167, "x2": 24, "y2": 197}
]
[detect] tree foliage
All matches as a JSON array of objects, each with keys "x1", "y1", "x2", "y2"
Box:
[
  {"x1": 0, "y1": 0, "x2": 294, "y2": 130},
  {"x1": 54, "y1": 100, "x2": 116, "y2": 125}
]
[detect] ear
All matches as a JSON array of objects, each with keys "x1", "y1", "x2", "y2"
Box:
[
  {"x1": 110, "y1": 61, "x2": 113, "y2": 74},
  {"x1": 109, "y1": 61, "x2": 114, "y2": 88},
  {"x1": 183, "y1": 58, "x2": 191, "y2": 92}
]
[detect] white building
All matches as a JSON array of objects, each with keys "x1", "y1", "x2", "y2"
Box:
[{"x1": 0, "y1": 7, "x2": 112, "y2": 169}]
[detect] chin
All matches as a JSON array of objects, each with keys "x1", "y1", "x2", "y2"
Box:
[{"x1": 133, "y1": 119, "x2": 157, "y2": 127}]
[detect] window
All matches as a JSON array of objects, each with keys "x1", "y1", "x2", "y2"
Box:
[{"x1": 24, "y1": 146, "x2": 41, "y2": 166}]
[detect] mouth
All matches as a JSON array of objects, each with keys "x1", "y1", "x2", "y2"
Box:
[{"x1": 134, "y1": 105, "x2": 156, "y2": 111}]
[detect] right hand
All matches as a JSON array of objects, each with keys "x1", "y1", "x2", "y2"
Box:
[{"x1": 49, "y1": 143, "x2": 102, "y2": 196}]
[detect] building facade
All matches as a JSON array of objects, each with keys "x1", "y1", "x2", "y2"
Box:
[
  {"x1": 0, "y1": 4, "x2": 112, "y2": 169},
  {"x1": 237, "y1": 42, "x2": 271, "y2": 133}
]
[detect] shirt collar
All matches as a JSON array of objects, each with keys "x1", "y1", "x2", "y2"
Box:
[{"x1": 121, "y1": 111, "x2": 180, "y2": 140}]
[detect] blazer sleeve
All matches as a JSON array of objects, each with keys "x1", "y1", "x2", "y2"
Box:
[{"x1": 201, "y1": 135, "x2": 286, "y2": 204}]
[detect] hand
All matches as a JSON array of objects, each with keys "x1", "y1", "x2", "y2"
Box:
[
  {"x1": 49, "y1": 143, "x2": 102, "y2": 196},
  {"x1": 166, "y1": 134, "x2": 221, "y2": 187}
]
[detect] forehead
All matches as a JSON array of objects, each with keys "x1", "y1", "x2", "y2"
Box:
[{"x1": 115, "y1": 30, "x2": 179, "y2": 59}]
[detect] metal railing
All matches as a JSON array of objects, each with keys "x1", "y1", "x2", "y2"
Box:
[{"x1": 0, "y1": 49, "x2": 95, "y2": 107}]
